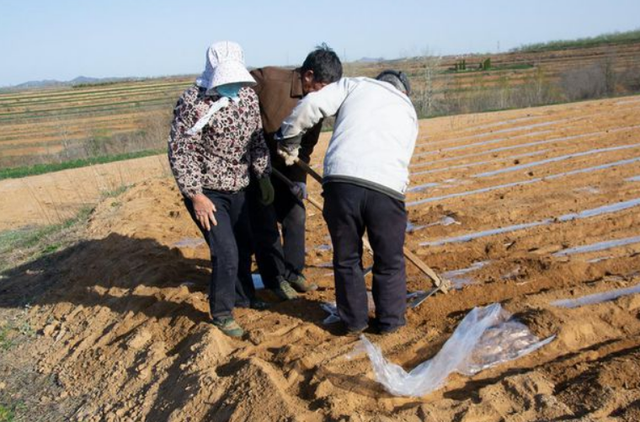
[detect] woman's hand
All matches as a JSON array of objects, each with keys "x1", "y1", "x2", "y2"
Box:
[{"x1": 192, "y1": 193, "x2": 217, "y2": 231}]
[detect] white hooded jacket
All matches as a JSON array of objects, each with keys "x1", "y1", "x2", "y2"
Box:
[{"x1": 278, "y1": 77, "x2": 418, "y2": 200}]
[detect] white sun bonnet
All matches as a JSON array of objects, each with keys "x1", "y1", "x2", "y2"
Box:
[{"x1": 196, "y1": 41, "x2": 255, "y2": 91}]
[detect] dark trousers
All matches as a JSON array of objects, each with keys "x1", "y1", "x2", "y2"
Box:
[
  {"x1": 248, "y1": 175, "x2": 306, "y2": 289},
  {"x1": 184, "y1": 189, "x2": 255, "y2": 318},
  {"x1": 322, "y1": 182, "x2": 407, "y2": 331}
]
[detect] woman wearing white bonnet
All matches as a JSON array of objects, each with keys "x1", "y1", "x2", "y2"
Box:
[{"x1": 168, "y1": 41, "x2": 274, "y2": 338}]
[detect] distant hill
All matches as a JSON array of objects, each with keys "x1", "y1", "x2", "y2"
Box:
[
  {"x1": 356, "y1": 57, "x2": 385, "y2": 63},
  {"x1": 70, "y1": 76, "x2": 104, "y2": 85},
  {"x1": 14, "y1": 79, "x2": 66, "y2": 89}
]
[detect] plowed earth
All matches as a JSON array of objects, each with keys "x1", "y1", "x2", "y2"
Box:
[{"x1": 2, "y1": 96, "x2": 640, "y2": 421}]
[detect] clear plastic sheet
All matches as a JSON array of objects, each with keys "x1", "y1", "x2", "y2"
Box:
[
  {"x1": 321, "y1": 293, "x2": 376, "y2": 325},
  {"x1": 252, "y1": 274, "x2": 265, "y2": 290},
  {"x1": 320, "y1": 302, "x2": 341, "y2": 324},
  {"x1": 173, "y1": 238, "x2": 206, "y2": 248},
  {"x1": 551, "y1": 282, "x2": 640, "y2": 308},
  {"x1": 350, "y1": 303, "x2": 555, "y2": 397}
]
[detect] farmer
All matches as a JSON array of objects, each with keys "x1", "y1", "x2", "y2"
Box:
[
  {"x1": 168, "y1": 41, "x2": 273, "y2": 338},
  {"x1": 276, "y1": 70, "x2": 417, "y2": 335},
  {"x1": 247, "y1": 44, "x2": 342, "y2": 300}
]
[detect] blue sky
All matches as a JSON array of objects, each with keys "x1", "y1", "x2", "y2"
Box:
[{"x1": 1, "y1": 0, "x2": 639, "y2": 86}]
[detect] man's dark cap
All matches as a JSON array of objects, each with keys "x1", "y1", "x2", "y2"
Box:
[{"x1": 376, "y1": 69, "x2": 411, "y2": 95}]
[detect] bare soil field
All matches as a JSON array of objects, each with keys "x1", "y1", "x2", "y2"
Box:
[
  {"x1": 2, "y1": 96, "x2": 640, "y2": 421},
  {"x1": 0, "y1": 154, "x2": 172, "y2": 229}
]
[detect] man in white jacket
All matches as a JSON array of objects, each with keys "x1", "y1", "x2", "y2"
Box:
[{"x1": 276, "y1": 70, "x2": 418, "y2": 335}]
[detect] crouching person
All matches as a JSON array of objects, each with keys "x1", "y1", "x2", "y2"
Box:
[
  {"x1": 168, "y1": 41, "x2": 274, "y2": 338},
  {"x1": 276, "y1": 70, "x2": 417, "y2": 335}
]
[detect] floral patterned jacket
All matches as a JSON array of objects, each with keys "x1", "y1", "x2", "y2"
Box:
[{"x1": 168, "y1": 85, "x2": 271, "y2": 197}]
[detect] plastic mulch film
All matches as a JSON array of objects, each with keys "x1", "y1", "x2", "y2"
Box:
[
  {"x1": 551, "y1": 282, "x2": 640, "y2": 308},
  {"x1": 350, "y1": 303, "x2": 555, "y2": 397},
  {"x1": 320, "y1": 302, "x2": 341, "y2": 325},
  {"x1": 321, "y1": 291, "x2": 433, "y2": 324},
  {"x1": 321, "y1": 293, "x2": 377, "y2": 325}
]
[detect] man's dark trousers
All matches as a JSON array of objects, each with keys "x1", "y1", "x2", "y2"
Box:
[
  {"x1": 184, "y1": 189, "x2": 255, "y2": 317},
  {"x1": 248, "y1": 175, "x2": 306, "y2": 288},
  {"x1": 322, "y1": 182, "x2": 407, "y2": 332}
]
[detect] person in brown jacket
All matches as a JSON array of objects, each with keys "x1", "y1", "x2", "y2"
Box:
[{"x1": 248, "y1": 44, "x2": 342, "y2": 300}]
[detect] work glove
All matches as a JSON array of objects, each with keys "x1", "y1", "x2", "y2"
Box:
[
  {"x1": 290, "y1": 182, "x2": 307, "y2": 200},
  {"x1": 258, "y1": 176, "x2": 275, "y2": 205},
  {"x1": 275, "y1": 129, "x2": 303, "y2": 166},
  {"x1": 277, "y1": 144, "x2": 300, "y2": 166}
]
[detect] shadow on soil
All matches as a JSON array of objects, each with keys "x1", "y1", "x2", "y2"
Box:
[{"x1": 0, "y1": 233, "x2": 338, "y2": 331}]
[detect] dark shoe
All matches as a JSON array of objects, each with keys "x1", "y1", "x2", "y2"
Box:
[
  {"x1": 250, "y1": 299, "x2": 270, "y2": 310},
  {"x1": 343, "y1": 324, "x2": 368, "y2": 337},
  {"x1": 234, "y1": 301, "x2": 251, "y2": 309},
  {"x1": 372, "y1": 318, "x2": 405, "y2": 336},
  {"x1": 211, "y1": 316, "x2": 244, "y2": 338},
  {"x1": 289, "y1": 274, "x2": 318, "y2": 293},
  {"x1": 271, "y1": 280, "x2": 298, "y2": 301},
  {"x1": 378, "y1": 324, "x2": 404, "y2": 336}
]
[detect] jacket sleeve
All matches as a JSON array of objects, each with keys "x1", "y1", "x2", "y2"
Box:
[
  {"x1": 278, "y1": 79, "x2": 349, "y2": 149},
  {"x1": 283, "y1": 121, "x2": 323, "y2": 183},
  {"x1": 298, "y1": 121, "x2": 323, "y2": 164},
  {"x1": 167, "y1": 90, "x2": 204, "y2": 198}
]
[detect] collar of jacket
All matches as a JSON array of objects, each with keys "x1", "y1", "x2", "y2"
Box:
[{"x1": 290, "y1": 68, "x2": 304, "y2": 99}]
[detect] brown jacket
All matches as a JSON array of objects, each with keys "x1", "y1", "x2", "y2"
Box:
[{"x1": 250, "y1": 67, "x2": 322, "y2": 183}]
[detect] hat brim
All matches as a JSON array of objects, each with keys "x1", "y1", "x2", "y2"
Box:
[{"x1": 203, "y1": 61, "x2": 255, "y2": 90}]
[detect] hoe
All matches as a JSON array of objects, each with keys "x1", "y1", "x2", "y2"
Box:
[{"x1": 272, "y1": 161, "x2": 452, "y2": 303}]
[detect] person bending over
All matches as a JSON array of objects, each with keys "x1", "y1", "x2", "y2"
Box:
[{"x1": 276, "y1": 70, "x2": 417, "y2": 335}]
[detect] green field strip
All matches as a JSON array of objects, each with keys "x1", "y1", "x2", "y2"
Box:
[
  {"x1": 439, "y1": 70, "x2": 537, "y2": 84},
  {"x1": 0, "y1": 93, "x2": 180, "y2": 115},
  {"x1": 0, "y1": 149, "x2": 165, "y2": 180},
  {"x1": 0, "y1": 85, "x2": 186, "y2": 109},
  {"x1": 0, "y1": 114, "x2": 163, "y2": 141},
  {"x1": 0, "y1": 128, "x2": 142, "y2": 148},
  {"x1": 0, "y1": 87, "x2": 183, "y2": 109},
  {"x1": 0, "y1": 103, "x2": 168, "y2": 124},
  {"x1": 0, "y1": 140, "x2": 71, "y2": 151},
  {"x1": 0, "y1": 97, "x2": 172, "y2": 122},
  {"x1": 525, "y1": 53, "x2": 640, "y2": 69},
  {"x1": 0, "y1": 80, "x2": 192, "y2": 103},
  {"x1": 0, "y1": 116, "x2": 156, "y2": 139},
  {"x1": 0, "y1": 107, "x2": 159, "y2": 127},
  {"x1": 0, "y1": 123, "x2": 143, "y2": 142},
  {"x1": 514, "y1": 31, "x2": 640, "y2": 53}
]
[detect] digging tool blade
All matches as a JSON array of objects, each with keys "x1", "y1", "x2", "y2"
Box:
[{"x1": 407, "y1": 289, "x2": 438, "y2": 308}]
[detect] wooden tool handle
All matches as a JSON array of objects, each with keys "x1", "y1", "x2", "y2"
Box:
[
  {"x1": 283, "y1": 158, "x2": 451, "y2": 293},
  {"x1": 403, "y1": 247, "x2": 450, "y2": 293},
  {"x1": 293, "y1": 157, "x2": 323, "y2": 184}
]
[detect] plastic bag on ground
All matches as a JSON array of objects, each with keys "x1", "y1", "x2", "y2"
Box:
[{"x1": 352, "y1": 303, "x2": 555, "y2": 397}]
